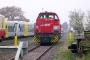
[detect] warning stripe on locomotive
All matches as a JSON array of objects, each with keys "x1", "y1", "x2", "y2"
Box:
[
  {"x1": 34, "y1": 35, "x2": 40, "y2": 42},
  {"x1": 51, "y1": 35, "x2": 58, "y2": 43},
  {"x1": 34, "y1": 34, "x2": 59, "y2": 43}
]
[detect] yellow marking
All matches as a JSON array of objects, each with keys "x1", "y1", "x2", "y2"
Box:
[
  {"x1": 5, "y1": 20, "x2": 8, "y2": 38},
  {"x1": 24, "y1": 22, "x2": 28, "y2": 36},
  {"x1": 14, "y1": 36, "x2": 18, "y2": 46},
  {"x1": 26, "y1": 22, "x2": 28, "y2": 36},
  {"x1": 69, "y1": 32, "x2": 72, "y2": 39},
  {"x1": 51, "y1": 35, "x2": 59, "y2": 43},
  {"x1": 24, "y1": 22, "x2": 26, "y2": 36},
  {"x1": 34, "y1": 35, "x2": 40, "y2": 42}
]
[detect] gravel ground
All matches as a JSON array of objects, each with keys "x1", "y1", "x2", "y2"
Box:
[
  {"x1": 40, "y1": 33, "x2": 67, "y2": 60},
  {"x1": 0, "y1": 36, "x2": 38, "y2": 60},
  {"x1": 0, "y1": 33, "x2": 67, "y2": 60},
  {"x1": 40, "y1": 44, "x2": 58, "y2": 60},
  {"x1": 22, "y1": 46, "x2": 51, "y2": 60},
  {"x1": 2, "y1": 42, "x2": 39, "y2": 60}
]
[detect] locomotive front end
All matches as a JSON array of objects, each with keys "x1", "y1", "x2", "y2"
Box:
[{"x1": 34, "y1": 11, "x2": 61, "y2": 44}]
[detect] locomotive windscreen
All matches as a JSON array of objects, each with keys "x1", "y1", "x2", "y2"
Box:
[{"x1": 38, "y1": 13, "x2": 54, "y2": 19}]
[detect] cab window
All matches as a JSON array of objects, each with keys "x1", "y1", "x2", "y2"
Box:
[
  {"x1": 48, "y1": 15, "x2": 53, "y2": 18},
  {"x1": 38, "y1": 13, "x2": 54, "y2": 19},
  {"x1": 55, "y1": 15, "x2": 59, "y2": 21}
]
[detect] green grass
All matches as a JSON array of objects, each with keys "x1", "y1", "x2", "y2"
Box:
[
  {"x1": 54, "y1": 32, "x2": 77, "y2": 60},
  {"x1": 76, "y1": 52, "x2": 90, "y2": 60},
  {"x1": 54, "y1": 32, "x2": 90, "y2": 60},
  {"x1": 64, "y1": 33, "x2": 74, "y2": 43}
]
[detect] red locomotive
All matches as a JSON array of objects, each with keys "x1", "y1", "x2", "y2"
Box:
[{"x1": 34, "y1": 11, "x2": 61, "y2": 43}]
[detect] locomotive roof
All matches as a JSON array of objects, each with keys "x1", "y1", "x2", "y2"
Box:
[{"x1": 39, "y1": 11, "x2": 56, "y2": 14}]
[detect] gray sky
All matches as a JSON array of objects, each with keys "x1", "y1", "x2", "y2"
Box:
[{"x1": 0, "y1": 0, "x2": 90, "y2": 24}]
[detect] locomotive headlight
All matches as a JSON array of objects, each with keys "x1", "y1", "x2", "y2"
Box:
[
  {"x1": 36, "y1": 25, "x2": 38, "y2": 28},
  {"x1": 35, "y1": 25, "x2": 39, "y2": 32},
  {"x1": 53, "y1": 26, "x2": 59, "y2": 31}
]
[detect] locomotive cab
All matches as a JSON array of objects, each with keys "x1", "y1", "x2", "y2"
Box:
[{"x1": 34, "y1": 11, "x2": 61, "y2": 43}]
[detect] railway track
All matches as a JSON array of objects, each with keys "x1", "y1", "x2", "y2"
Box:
[
  {"x1": 0, "y1": 33, "x2": 65, "y2": 60},
  {"x1": 22, "y1": 44, "x2": 54, "y2": 60},
  {"x1": 0, "y1": 40, "x2": 14, "y2": 46},
  {"x1": 9, "y1": 43, "x2": 54, "y2": 60},
  {"x1": 0, "y1": 36, "x2": 33, "y2": 46},
  {"x1": 9, "y1": 45, "x2": 40, "y2": 60}
]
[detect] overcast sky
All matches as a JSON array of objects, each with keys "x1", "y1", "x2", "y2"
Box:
[{"x1": 0, "y1": 0, "x2": 90, "y2": 24}]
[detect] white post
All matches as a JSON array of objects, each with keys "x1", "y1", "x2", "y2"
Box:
[{"x1": 14, "y1": 42, "x2": 23, "y2": 60}]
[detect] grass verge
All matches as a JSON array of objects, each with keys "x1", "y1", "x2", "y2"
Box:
[
  {"x1": 54, "y1": 32, "x2": 77, "y2": 60},
  {"x1": 76, "y1": 51, "x2": 90, "y2": 60},
  {"x1": 54, "y1": 32, "x2": 90, "y2": 60}
]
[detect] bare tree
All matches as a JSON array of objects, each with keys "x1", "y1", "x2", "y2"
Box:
[
  {"x1": 0, "y1": 6, "x2": 25, "y2": 20},
  {"x1": 85, "y1": 10, "x2": 90, "y2": 30},
  {"x1": 68, "y1": 9, "x2": 84, "y2": 32},
  {"x1": 86, "y1": 10, "x2": 90, "y2": 24}
]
